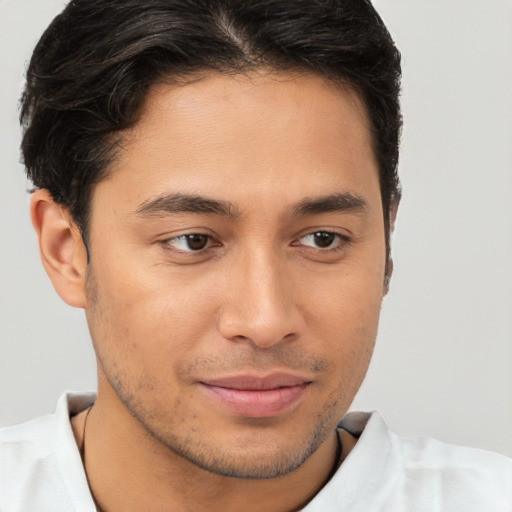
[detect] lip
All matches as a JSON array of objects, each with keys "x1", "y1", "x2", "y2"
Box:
[{"x1": 199, "y1": 373, "x2": 311, "y2": 418}]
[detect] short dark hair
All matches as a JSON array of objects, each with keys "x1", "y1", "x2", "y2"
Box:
[{"x1": 20, "y1": 0, "x2": 401, "y2": 251}]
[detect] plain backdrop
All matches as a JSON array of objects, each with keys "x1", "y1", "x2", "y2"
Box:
[{"x1": 1, "y1": 0, "x2": 511, "y2": 457}]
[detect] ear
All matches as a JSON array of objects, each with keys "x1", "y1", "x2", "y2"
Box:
[
  {"x1": 383, "y1": 197, "x2": 400, "y2": 295},
  {"x1": 30, "y1": 189, "x2": 88, "y2": 308}
]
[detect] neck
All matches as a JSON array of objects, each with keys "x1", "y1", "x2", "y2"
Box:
[{"x1": 75, "y1": 393, "x2": 350, "y2": 512}]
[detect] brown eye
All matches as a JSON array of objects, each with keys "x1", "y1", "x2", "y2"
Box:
[
  {"x1": 313, "y1": 232, "x2": 336, "y2": 248},
  {"x1": 184, "y1": 234, "x2": 209, "y2": 250},
  {"x1": 299, "y1": 231, "x2": 340, "y2": 249},
  {"x1": 166, "y1": 234, "x2": 211, "y2": 252}
]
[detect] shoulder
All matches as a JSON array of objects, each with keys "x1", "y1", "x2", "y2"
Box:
[
  {"x1": 0, "y1": 411, "x2": 70, "y2": 511},
  {"x1": 0, "y1": 412, "x2": 58, "y2": 485},
  {"x1": 0, "y1": 392, "x2": 96, "y2": 512},
  {"x1": 361, "y1": 412, "x2": 512, "y2": 510},
  {"x1": 305, "y1": 412, "x2": 512, "y2": 512},
  {"x1": 1, "y1": 411, "x2": 54, "y2": 454},
  {"x1": 388, "y1": 426, "x2": 512, "y2": 509}
]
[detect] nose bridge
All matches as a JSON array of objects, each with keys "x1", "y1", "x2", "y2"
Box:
[
  {"x1": 245, "y1": 246, "x2": 285, "y2": 316},
  {"x1": 218, "y1": 242, "x2": 302, "y2": 347}
]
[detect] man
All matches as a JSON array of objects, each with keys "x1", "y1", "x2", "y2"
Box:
[{"x1": 0, "y1": 0, "x2": 510, "y2": 510}]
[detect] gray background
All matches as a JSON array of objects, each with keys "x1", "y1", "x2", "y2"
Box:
[{"x1": 1, "y1": 0, "x2": 511, "y2": 456}]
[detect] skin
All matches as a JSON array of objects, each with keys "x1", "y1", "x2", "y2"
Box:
[{"x1": 32, "y1": 70, "x2": 389, "y2": 511}]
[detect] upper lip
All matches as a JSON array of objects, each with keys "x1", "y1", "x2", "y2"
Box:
[{"x1": 200, "y1": 373, "x2": 311, "y2": 391}]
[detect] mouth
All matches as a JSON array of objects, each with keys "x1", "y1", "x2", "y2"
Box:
[{"x1": 199, "y1": 373, "x2": 312, "y2": 418}]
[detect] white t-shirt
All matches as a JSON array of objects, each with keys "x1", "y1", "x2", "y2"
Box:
[{"x1": 1, "y1": 393, "x2": 511, "y2": 511}]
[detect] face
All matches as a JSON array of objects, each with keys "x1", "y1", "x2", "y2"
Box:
[{"x1": 85, "y1": 71, "x2": 387, "y2": 478}]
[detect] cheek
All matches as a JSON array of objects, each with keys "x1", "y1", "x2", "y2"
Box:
[
  {"x1": 304, "y1": 264, "x2": 383, "y2": 380},
  {"x1": 85, "y1": 258, "x2": 221, "y2": 372},
  {"x1": 304, "y1": 260, "x2": 384, "y2": 335}
]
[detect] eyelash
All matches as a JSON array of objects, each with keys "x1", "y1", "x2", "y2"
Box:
[
  {"x1": 161, "y1": 234, "x2": 216, "y2": 254},
  {"x1": 161, "y1": 230, "x2": 351, "y2": 256},
  {"x1": 293, "y1": 231, "x2": 350, "y2": 253}
]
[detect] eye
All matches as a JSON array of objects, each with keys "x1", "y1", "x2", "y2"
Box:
[
  {"x1": 298, "y1": 231, "x2": 346, "y2": 249},
  {"x1": 165, "y1": 234, "x2": 211, "y2": 252}
]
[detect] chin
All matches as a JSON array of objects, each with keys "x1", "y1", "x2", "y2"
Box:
[
  {"x1": 150, "y1": 413, "x2": 335, "y2": 480},
  {"x1": 175, "y1": 442, "x2": 315, "y2": 480}
]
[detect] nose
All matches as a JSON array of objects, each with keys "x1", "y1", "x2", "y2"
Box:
[{"x1": 217, "y1": 248, "x2": 304, "y2": 348}]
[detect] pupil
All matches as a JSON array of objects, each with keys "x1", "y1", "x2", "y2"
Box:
[
  {"x1": 314, "y1": 232, "x2": 335, "y2": 248},
  {"x1": 186, "y1": 234, "x2": 208, "y2": 250}
]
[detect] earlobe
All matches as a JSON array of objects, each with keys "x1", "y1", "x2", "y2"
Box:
[{"x1": 30, "y1": 189, "x2": 88, "y2": 308}]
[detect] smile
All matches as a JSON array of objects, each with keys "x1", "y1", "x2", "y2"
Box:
[{"x1": 199, "y1": 374, "x2": 311, "y2": 418}]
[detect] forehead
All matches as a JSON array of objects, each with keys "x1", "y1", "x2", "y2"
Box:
[
  {"x1": 135, "y1": 70, "x2": 372, "y2": 158},
  {"x1": 96, "y1": 70, "x2": 379, "y2": 216}
]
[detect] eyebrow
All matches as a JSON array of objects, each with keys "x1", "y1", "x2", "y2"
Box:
[
  {"x1": 292, "y1": 192, "x2": 368, "y2": 217},
  {"x1": 134, "y1": 191, "x2": 367, "y2": 220},
  {"x1": 134, "y1": 193, "x2": 239, "y2": 218}
]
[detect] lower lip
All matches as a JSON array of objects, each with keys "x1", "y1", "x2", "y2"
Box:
[{"x1": 200, "y1": 383, "x2": 309, "y2": 418}]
